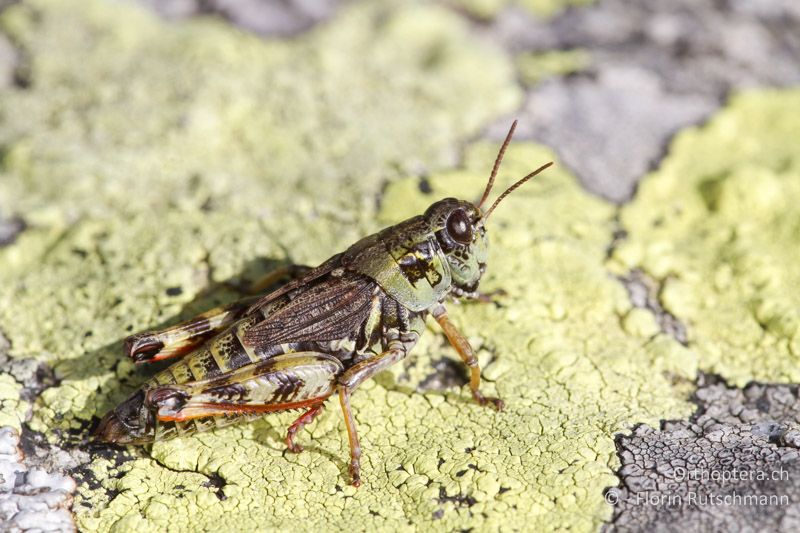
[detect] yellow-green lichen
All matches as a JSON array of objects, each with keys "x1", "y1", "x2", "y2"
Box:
[
  {"x1": 0, "y1": 374, "x2": 25, "y2": 431},
  {"x1": 0, "y1": 0, "x2": 520, "y2": 225},
  {"x1": 520, "y1": 0, "x2": 595, "y2": 18},
  {"x1": 0, "y1": 0, "x2": 699, "y2": 521},
  {"x1": 516, "y1": 49, "x2": 590, "y2": 87},
  {"x1": 609, "y1": 89, "x2": 800, "y2": 386},
  {"x1": 0, "y1": 0, "x2": 520, "y2": 421},
  {"x1": 447, "y1": 0, "x2": 506, "y2": 20},
  {"x1": 450, "y1": 0, "x2": 594, "y2": 20},
  {"x1": 0, "y1": 0, "x2": 690, "y2": 530}
]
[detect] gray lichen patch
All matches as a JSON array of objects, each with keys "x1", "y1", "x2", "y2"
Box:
[
  {"x1": 605, "y1": 375, "x2": 800, "y2": 532},
  {"x1": 0, "y1": 427, "x2": 77, "y2": 532},
  {"x1": 517, "y1": 67, "x2": 714, "y2": 203},
  {"x1": 502, "y1": 0, "x2": 800, "y2": 96},
  {"x1": 485, "y1": 0, "x2": 800, "y2": 202},
  {"x1": 0, "y1": 216, "x2": 25, "y2": 247},
  {"x1": 139, "y1": 0, "x2": 342, "y2": 38},
  {"x1": 617, "y1": 269, "x2": 687, "y2": 346}
]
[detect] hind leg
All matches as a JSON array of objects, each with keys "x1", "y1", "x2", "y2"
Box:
[
  {"x1": 286, "y1": 403, "x2": 326, "y2": 453},
  {"x1": 145, "y1": 352, "x2": 343, "y2": 423}
]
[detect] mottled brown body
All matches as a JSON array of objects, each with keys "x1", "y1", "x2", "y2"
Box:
[
  {"x1": 124, "y1": 269, "x2": 425, "y2": 443},
  {"x1": 95, "y1": 121, "x2": 553, "y2": 486}
]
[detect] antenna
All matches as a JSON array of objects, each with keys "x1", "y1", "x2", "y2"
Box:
[
  {"x1": 481, "y1": 162, "x2": 554, "y2": 222},
  {"x1": 477, "y1": 120, "x2": 517, "y2": 210}
]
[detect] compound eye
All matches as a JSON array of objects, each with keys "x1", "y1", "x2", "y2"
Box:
[{"x1": 446, "y1": 209, "x2": 473, "y2": 244}]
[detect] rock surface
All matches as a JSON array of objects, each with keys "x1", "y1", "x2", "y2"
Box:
[
  {"x1": 0, "y1": 0, "x2": 797, "y2": 531},
  {"x1": 0, "y1": 428, "x2": 77, "y2": 532},
  {"x1": 487, "y1": 0, "x2": 800, "y2": 201},
  {"x1": 606, "y1": 375, "x2": 800, "y2": 531}
]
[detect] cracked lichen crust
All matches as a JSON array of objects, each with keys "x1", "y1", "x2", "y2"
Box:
[
  {"x1": 81, "y1": 140, "x2": 701, "y2": 531},
  {"x1": 5, "y1": 0, "x2": 787, "y2": 530},
  {"x1": 610, "y1": 89, "x2": 800, "y2": 385},
  {"x1": 605, "y1": 375, "x2": 800, "y2": 531}
]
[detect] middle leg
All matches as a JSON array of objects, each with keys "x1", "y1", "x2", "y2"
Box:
[{"x1": 336, "y1": 341, "x2": 407, "y2": 487}]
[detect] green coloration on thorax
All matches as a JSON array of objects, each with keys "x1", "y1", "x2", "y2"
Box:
[
  {"x1": 344, "y1": 199, "x2": 488, "y2": 312},
  {"x1": 343, "y1": 131, "x2": 548, "y2": 315}
]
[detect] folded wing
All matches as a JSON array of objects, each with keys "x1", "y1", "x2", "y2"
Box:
[{"x1": 243, "y1": 271, "x2": 378, "y2": 349}]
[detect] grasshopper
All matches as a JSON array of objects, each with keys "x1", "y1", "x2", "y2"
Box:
[{"x1": 95, "y1": 121, "x2": 553, "y2": 486}]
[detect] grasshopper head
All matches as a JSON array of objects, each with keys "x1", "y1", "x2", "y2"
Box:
[
  {"x1": 425, "y1": 198, "x2": 488, "y2": 292},
  {"x1": 427, "y1": 120, "x2": 554, "y2": 296}
]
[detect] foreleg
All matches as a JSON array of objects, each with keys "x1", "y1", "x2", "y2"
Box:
[
  {"x1": 450, "y1": 287, "x2": 507, "y2": 304},
  {"x1": 432, "y1": 304, "x2": 504, "y2": 410}
]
